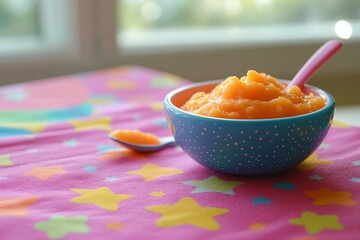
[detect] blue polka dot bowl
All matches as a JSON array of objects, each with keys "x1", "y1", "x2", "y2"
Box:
[{"x1": 164, "y1": 79, "x2": 335, "y2": 176}]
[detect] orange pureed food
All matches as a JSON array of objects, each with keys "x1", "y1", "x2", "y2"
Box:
[
  {"x1": 111, "y1": 130, "x2": 161, "y2": 145},
  {"x1": 181, "y1": 70, "x2": 326, "y2": 119}
]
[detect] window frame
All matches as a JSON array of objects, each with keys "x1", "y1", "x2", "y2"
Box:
[
  {"x1": 0, "y1": 0, "x2": 96, "y2": 85},
  {"x1": 0, "y1": 0, "x2": 359, "y2": 104}
]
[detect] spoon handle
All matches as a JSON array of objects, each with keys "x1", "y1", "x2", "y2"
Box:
[{"x1": 287, "y1": 39, "x2": 343, "y2": 89}]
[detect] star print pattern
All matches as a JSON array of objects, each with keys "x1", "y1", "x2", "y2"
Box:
[
  {"x1": 63, "y1": 139, "x2": 79, "y2": 147},
  {"x1": 297, "y1": 153, "x2": 334, "y2": 171},
  {"x1": 3, "y1": 90, "x2": 27, "y2": 102},
  {"x1": 106, "y1": 221, "x2": 124, "y2": 231},
  {"x1": 69, "y1": 117, "x2": 112, "y2": 132},
  {"x1": 351, "y1": 160, "x2": 360, "y2": 166},
  {"x1": 251, "y1": 196, "x2": 271, "y2": 205},
  {"x1": 83, "y1": 165, "x2": 97, "y2": 173},
  {"x1": 150, "y1": 191, "x2": 167, "y2": 197},
  {"x1": 0, "y1": 196, "x2": 40, "y2": 217},
  {"x1": 126, "y1": 163, "x2": 183, "y2": 181},
  {"x1": 249, "y1": 222, "x2": 266, "y2": 230},
  {"x1": 290, "y1": 211, "x2": 344, "y2": 233},
  {"x1": 1, "y1": 66, "x2": 359, "y2": 239},
  {"x1": 309, "y1": 175, "x2": 323, "y2": 181},
  {"x1": 305, "y1": 187, "x2": 356, "y2": 206},
  {"x1": 0, "y1": 154, "x2": 13, "y2": 166},
  {"x1": 146, "y1": 197, "x2": 229, "y2": 230},
  {"x1": 25, "y1": 165, "x2": 66, "y2": 180},
  {"x1": 350, "y1": 177, "x2": 360, "y2": 183},
  {"x1": 70, "y1": 187, "x2": 132, "y2": 211},
  {"x1": 274, "y1": 182, "x2": 299, "y2": 191},
  {"x1": 34, "y1": 215, "x2": 89, "y2": 238},
  {"x1": 183, "y1": 176, "x2": 243, "y2": 195}
]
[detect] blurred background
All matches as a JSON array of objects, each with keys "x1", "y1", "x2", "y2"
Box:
[{"x1": 0, "y1": 0, "x2": 359, "y2": 105}]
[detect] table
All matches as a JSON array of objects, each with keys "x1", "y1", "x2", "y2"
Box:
[{"x1": 0, "y1": 66, "x2": 359, "y2": 239}]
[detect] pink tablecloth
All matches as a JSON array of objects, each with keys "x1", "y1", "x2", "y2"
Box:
[{"x1": 0, "y1": 66, "x2": 359, "y2": 240}]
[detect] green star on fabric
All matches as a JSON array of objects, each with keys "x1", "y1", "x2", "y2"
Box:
[
  {"x1": 289, "y1": 211, "x2": 344, "y2": 234},
  {"x1": 0, "y1": 154, "x2": 13, "y2": 166},
  {"x1": 183, "y1": 176, "x2": 243, "y2": 195},
  {"x1": 34, "y1": 215, "x2": 89, "y2": 239},
  {"x1": 150, "y1": 76, "x2": 179, "y2": 88}
]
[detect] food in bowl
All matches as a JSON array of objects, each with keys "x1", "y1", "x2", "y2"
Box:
[
  {"x1": 164, "y1": 73, "x2": 335, "y2": 176},
  {"x1": 181, "y1": 70, "x2": 326, "y2": 119}
]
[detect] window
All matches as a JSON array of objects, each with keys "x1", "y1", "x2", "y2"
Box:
[
  {"x1": 118, "y1": 0, "x2": 359, "y2": 53},
  {"x1": 0, "y1": 0, "x2": 359, "y2": 104},
  {"x1": 0, "y1": 0, "x2": 80, "y2": 57}
]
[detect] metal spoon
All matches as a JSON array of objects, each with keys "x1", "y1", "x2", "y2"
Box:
[
  {"x1": 287, "y1": 39, "x2": 343, "y2": 89},
  {"x1": 108, "y1": 133, "x2": 176, "y2": 152}
]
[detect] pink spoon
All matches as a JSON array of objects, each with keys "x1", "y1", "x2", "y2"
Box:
[{"x1": 287, "y1": 39, "x2": 343, "y2": 90}]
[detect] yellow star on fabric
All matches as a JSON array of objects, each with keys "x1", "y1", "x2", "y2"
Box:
[
  {"x1": 25, "y1": 165, "x2": 66, "y2": 180},
  {"x1": 70, "y1": 187, "x2": 132, "y2": 211},
  {"x1": 149, "y1": 191, "x2": 166, "y2": 197},
  {"x1": 69, "y1": 117, "x2": 112, "y2": 132},
  {"x1": 0, "y1": 122, "x2": 48, "y2": 133},
  {"x1": 332, "y1": 120, "x2": 351, "y2": 128},
  {"x1": 290, "y1": 211, "x2": 344, "y2": 234},
  {"x1": 150, "y1": 102, "x2": 164, "y2": 111},
  {"x1": 126, "y1": 163, "x2": 183, "y2": 182},
  {"x1": 146, "y1": 197, "x2": 229, "y2": 230},
  {"x1": 305, "y1": 187, "x2": 356, "y2": 206},
  {"x1": 297, "y1": 153, "x2": 334, "y2": 171}
]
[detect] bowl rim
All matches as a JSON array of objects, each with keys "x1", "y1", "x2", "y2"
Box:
[{"x1": 164, "y1": 79, "x2": 335, "y2": 122}]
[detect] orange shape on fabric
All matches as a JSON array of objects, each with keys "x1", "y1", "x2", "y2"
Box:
[
  {"x1": 249, "y1": 222, "x2": 266, "y2": 230},
  {"x1": 0, "y1": 196, "x2": 40, "y2": 217},
  {"x1": 107, "y1": 80, "x2": 136, "y2": 90},
  {"x1": 305, "y1": 187, "x2": 356, "y2": 206},
  {"x1": 297, "y1": 153, "x2": 334, "y2": 171},
  {"x1": 106, "y1": 221, "x2": 124, "y2": 231},
  {"x1": 296, "y1": 237, "x2": 320, "y2": 240},
  {"x1": 25, "y1": 165, "x2": 66, "y2": 180}
]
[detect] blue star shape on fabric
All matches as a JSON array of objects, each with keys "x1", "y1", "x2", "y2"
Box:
[
  {"x1": 132, "y1": 114, "x2": 142, "y2": 120},
  {"x1": 251, "y1": 196, "x2": 271, "y2": 205},
  {"x1": 309, "y1": 175, "x2": 323, "y2": 181},
  {"x1": 105, "y1": 177, "x2": 119, "y2": 183},
  {"x1": 63, "y1": 139, "x2": 79, "y2": 147},
  {"x1": 97, "y1": 145, "x2": 118, "y2": 153},
  {"x1": 350, "y1": 177, "x2": 360, "y2": 183},
  {"x1": 319, "y1": 143, "x2": 331, "y2": 149},
  {"x1": 154, "y1": 118, "x2": 168, "y2": 128},
  {"x1": 3, "y1": 90, "x2": 27, "y2": 102},
  {"x1": 352, "y1": 160, "x2": 360, "y2": 166},
  {"x1": 83, "y1": 165, "x2": 97, "y2": 173},
  {"x1": 274, "y1": 182, "x2": 299, "y2": 191}
]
